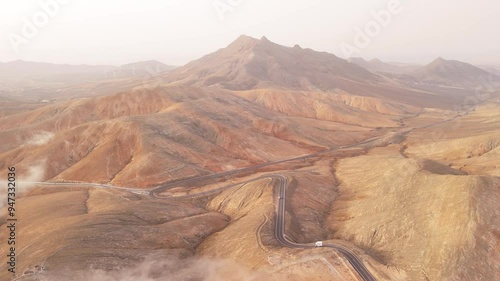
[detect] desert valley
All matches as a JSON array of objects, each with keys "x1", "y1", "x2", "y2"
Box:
[{"x1": 0, "y1": 32, "x2": 499, "y2": 281}]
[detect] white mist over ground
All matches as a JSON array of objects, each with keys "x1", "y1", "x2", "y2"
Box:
[
  {"x1": 25, "y1": 131, "x2": 54, "y2": 146},
  {"x1": 38, "y1": 256, "x2": 273, "y2": 281},
  {"x1": 1, "y1": 132, "x2": 50, "y2": 209},
  {"x1": 0, "y1": 161, "x2": 46, "y2": 208}
]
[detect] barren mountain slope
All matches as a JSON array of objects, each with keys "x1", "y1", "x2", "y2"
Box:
[
  {"x1": 0, "y1": 86, "x2": 391, "y2": 187},
  {"x1": 1, "y1": 35, "x2": 499, "y2": 281},
  {"x1": 163, "y1": 35, "x2": 378, "y2": 90},
  {"x1": 348, "y1": 58, "x2": 420, "y2": 74},
  {"x1": 326, "y1": 100, "x2": 500, "y2": 281},
  {"x1": 237, "y1": 89, "x2": 421, "y2": 125},
  {"x1": 0, "y1": 187, "x2": 232, "y2": 281},
  {"x1": 404, "y1": 100, "x2": 500, "y2": 176},
  {"x1": 196, "y1": 161, "x2": 401, "y2": 281},
  {"x1": 327, "y1": 147, "x2": 498, "y2": 281},
  {"x1": 408, "y1": 57, "x2": 500, "y2": 89},
  {"x1": 161, "y1": 36, "x2": 462, "y2": 109}
]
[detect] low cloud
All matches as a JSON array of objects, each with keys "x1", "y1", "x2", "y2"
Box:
[
  {"x1": 38, "y1": 256, "x2": 273, "y2": 281},
  {"x1": 26, "y1": 131, "x2": 54, "y2": 146},
  {"x1": 1, "y1": 161, "x2": 46, "y2": 208}
]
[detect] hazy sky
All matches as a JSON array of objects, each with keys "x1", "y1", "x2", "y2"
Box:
[{"x1": 0, "y1": 0, "x2": 499, "y2": 66}]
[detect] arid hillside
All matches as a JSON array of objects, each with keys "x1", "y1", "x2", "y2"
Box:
[
  {"x1": 348, "y1": 58, "x2": 420, "y2": 75},
  {"x1": 1, "y1": 36, "x2": 499, "y2": 281},
  {"x1": 160, "y1": 36, "x2": 465, "y2": 109},
  {"x1": 326, "y1": 99, "x2": 500, "y2": 281},
  {"x1": 0, "y1": 85, "x2": 391, "y2": 187},
  {"x1": 162, "y1": 35, "x2": 378, "y2": 90},
  {"x1": 407, "y1": 57, "x2": 500, "y2": 89}
]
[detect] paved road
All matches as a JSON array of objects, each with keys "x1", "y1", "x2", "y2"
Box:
[
  {"x1": 149, "y1": 128, "x2": 392, "y2": 197},
  {"x1": 30, "y1": 174, "x2": 376, "y2": 280},
  {"x1": 23, "y1": 181, "x2": 149, "y2": 195},
  {"x1": 152, "y1": 174, "x2": 377, "y2": 281},
  {"x1": 27, "y1": 110, "x2": 477, "y2": 281},
  {"x1": 269, "y1": 174, "x2": 377, "y2": 281}
]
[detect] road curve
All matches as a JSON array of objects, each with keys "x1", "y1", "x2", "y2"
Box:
[
  {"x1": 25, "y1": 110, "x2": 479, "y2": 281},
  {"x1": 154, "y1": 174, "x2": 377, "y2": 281},
  {"x1": 33, "y1": 174, "x2": 376, "y2": 280},
  {"x1": 270, "y1": 174, "x2": 377, "y2": 281}
]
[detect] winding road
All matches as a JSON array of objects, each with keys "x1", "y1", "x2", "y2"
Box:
[
  {"x1": 152, "y1": 174, "x2": 377, "y2": 281},
  {"x1": 23, "y1": 101, "x2": 485, "y2": 281},
  {"x1": 29, "y1": 175, "x2": 377, "y2": 280},
  {"x1": 269, "y1": 174, "x2": 377, "y2": 281},
  {"x1": 31, "y1": 173, "x2": 377, "y2": 281}
]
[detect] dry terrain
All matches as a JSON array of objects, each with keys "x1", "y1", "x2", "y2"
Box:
[{"x1": 0, "y1": 36, "x2": 499, "y2": 281}]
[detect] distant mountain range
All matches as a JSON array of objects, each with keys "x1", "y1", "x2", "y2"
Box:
[
  {"x1": 348, "y1": 57, "x2": 420, "y2": 74},
  {"x1": 3, "y1": 41, "x2": 498, "y2": 92},
  {"x1": 0, "y1": 60, "x2": 115, "y2": 82},
  {"x1": 0, "y1": 59, "x2": 176, "y2": 82},
  {"x1": 407, "y1": 57, "x2": 500, "y2": 88},
  {"x1": 2, "y1": 36, "x2": 499, "y2": 104},
  {"x1": 108, "y1": 60, "x2": 177, "y2": 79},
  {"x1": 478, "y1": 65, "x2": 500, "y2": 77},
  {"x1": 157, "y1": 35, "x2": 480, "y2": 109},
  {"x1": 349, "y1": 56, "x2": 500, "y2": 89}
]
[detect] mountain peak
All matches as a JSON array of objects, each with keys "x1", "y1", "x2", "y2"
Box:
[
  {"x1": 409, "y1": 57, "x2": 500, "y2": 88},
  {"x1": 229, "y1": 35, "x2": 275, "y2": 46},
  {"x1": 161, "y1": 35, "x2": 378, "y2": 91},
  {"x1": 224, "y1": 35, "x2": 280, "y2": 56},
  {"x1": 426, "y1": 57, "x2": 459, "y2": 70},
  {"x1": 431, "y1": 57, "x2": 447, "y2": 64},
  {"x1": 232, "y1": 35, "x2": 259, "y2": 45},
  {"x1": 225, "y1": 35, "x2": 261, "y2": 53},
  {"x1": 370, "y1": 58, "x2": 384, "y2": 64}
]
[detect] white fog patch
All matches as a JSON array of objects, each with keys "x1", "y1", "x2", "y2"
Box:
[
  {"x1": 26, "y1": 131, "x2": 54, "y2": 146},
  {"x1": 37, "y1": 256, "x2": 272, "y2": 281},
  {"x1": 1, "y1": 161, "x2": 46, "y2": 208},
  {"x1": 19, "y1": 162, "x2": 47, "y2": 189}
]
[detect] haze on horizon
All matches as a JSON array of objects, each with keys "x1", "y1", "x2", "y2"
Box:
[{"x1": 0, "y1": 0, "x2": 499, "y2": 66}]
